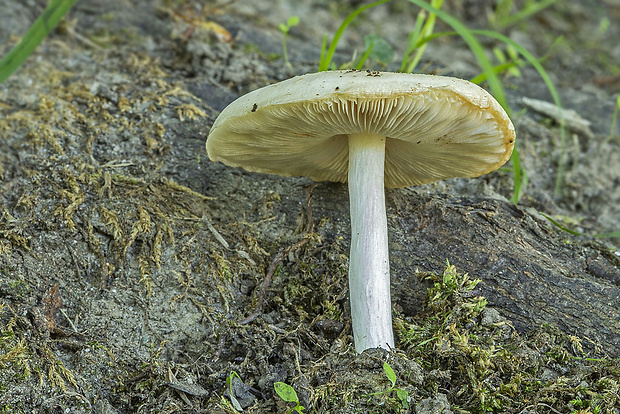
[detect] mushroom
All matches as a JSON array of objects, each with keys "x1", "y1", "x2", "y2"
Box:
[{"x1": 207, "y1": 70, "x2": 515, "y2": 353}]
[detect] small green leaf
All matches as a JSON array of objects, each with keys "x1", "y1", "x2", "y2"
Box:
[
  {"x1": 279, "y1": 23, "x2": 289, "y2": 33},
  {"x1": 274, "y1": 382, "x2": 299, "y2": 403},
  {"x1": 598, "y1": 17, "x2": 610, "y2": 34},
  {"x1": 364, "y1": 34, "x2": 394, "y2": 64},
  {"x1": 396, "y1": 388, "x2": 410, "y2": 409},
  {"x1": 226, "y1": 370, "x2": 240, "y2": 387},
  {"x1": 287, "y1": 16, "x2": 300, "y2": 27},
  {"x1": 382, "y1": 362, "x2": 396, "y2": 387},
  {"x1": 492, "y1": 46, "x2": 507, "y2": 64}
]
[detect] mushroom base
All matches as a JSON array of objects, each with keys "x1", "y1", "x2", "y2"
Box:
[{"x1": 348, "y1": 132, "x2": 394, "y2": 352}]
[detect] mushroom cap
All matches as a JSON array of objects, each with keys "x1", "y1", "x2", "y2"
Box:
[{"x1": 207, "y1": 70, "x2": 515, "y2": 188}]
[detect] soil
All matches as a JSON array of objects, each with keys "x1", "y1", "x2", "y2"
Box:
[{"x1": 0, "y1": 0, "x2": 619, "y2": 413}]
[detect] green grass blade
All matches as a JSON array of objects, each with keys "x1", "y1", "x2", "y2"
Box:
[
  {"x1": 410, "y1": 23, "x2": 564, "y2": 201},
  {"x1": 319, "y1": 34, "x2": 327, "y2": 67},
  {"x1": 469, "y1": 61, "x2": 522, "y2": 84},
  {"x1": 405, "y1": 0, "x2": 525, "y2": 202},
  {"x1": 494, "y1": 0, "x2": 558, "y2": 30},
  {"x1": 354, "y1": 42, "x2": 375, "y2": 70},
  {"x1": 468, "y1": 29, "x2": 566, "y2": 198},
  {"x1": 509, "y1": 140, "x2": 524, "y2": 202},
  {"x1": 605, "y1": 94, "x2": 620, "y2": 144},
  {"x1": 593, "y1": 231, "x2": 620, "y2": 239},
  {"x1": 282, "y1": 34, "x2": 291, "y2": 70},
  {"x1": 409, "y1": 30, "x2": 456, "y2": 48},
  {"x1": 318, "y1": 0, "x2": 391, "y2": 72},
  {"x1": 541, "y1": 214, "x2": 620, "y2": 240},
  {"x1": 0, "y1": 0, "x2": 79, "y2": 84},
  {"x1": 469, "y1": 29, "x2": 563, "y2": 113},
  {"x1": 404, "y1": 0, "x2": 506, "y2": 109},
  {"x1": 400, "y1": 9, "x2": 427, "y2": 72},
  {"x1": 403, "y1": 0, "x2": 443, "y2": 74},
  {"x1": 540, "y1": 213, "x2": 584, "y2": 236}
]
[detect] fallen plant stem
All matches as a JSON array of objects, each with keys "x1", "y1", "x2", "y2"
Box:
[
  {"x1": 238, "y1": 186, "x2": 316, "y2": 325},
  {"x1": 202, "y1": 214, "x2": 230, "y2": 249},
  {"x1": 238, "y1": 250, "x2": 285, "y2": 325}
]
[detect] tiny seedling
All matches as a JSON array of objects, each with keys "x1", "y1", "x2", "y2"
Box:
[
  {"x1": 367, "y1": 362, "x2": 409, "y2": 410},
  {"x1": 279, "y1": 16, "x2": 300, "y2": 71},
  {"x1": 274, "y1": 381, "x2": 305, "y2": 413},
  {"x1": 225, "y1": 371, "x2": 244, "y2": 411}
]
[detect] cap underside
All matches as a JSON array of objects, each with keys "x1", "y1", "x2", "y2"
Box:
[{"x1": 207, "y1": 72, "x2": 515, "y2": 188}]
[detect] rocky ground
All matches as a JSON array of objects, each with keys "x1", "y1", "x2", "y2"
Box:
[{"x1": 0, "y1": 0, "x2": 619, "y2": 413}]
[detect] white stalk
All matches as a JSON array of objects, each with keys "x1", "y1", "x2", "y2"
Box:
[{"x1": 347, "y1": 132, "x2": 394, "y2": 352}]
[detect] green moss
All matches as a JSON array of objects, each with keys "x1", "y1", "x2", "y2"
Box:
[{"x1": 391, "y1": 263, "x2": 620, "y2": 413}]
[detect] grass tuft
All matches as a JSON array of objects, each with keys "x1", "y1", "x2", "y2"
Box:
[
  {"x1": 0, "y1": 0, "x2": 79, "y2": 84},
  {"x1": 315, "y1": 0, "x2": 565, "y2": 203}
]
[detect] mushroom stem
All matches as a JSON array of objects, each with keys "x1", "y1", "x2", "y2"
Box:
[{"x1": 348, "y1": 132, "x2": 394, "y2": 352}]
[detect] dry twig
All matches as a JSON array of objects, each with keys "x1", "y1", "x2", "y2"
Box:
[{"x1": 238, "y1": 185, "x2": 316, "y2": 325}]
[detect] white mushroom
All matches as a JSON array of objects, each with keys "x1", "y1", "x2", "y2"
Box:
[{"x1": 207, "y1": 70, "x2": 515, "y2": 353}]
